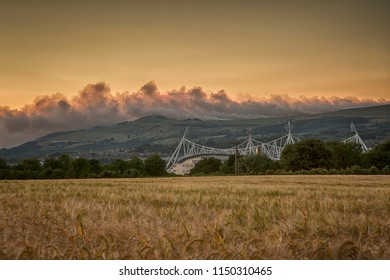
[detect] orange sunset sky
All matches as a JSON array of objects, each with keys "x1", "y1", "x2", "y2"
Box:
[
  {"x1": 0, "y1": 0, "x2": 389, "y2": 148},
  {"x1": 1, "y1": 0, "x2": 389, "y2": 108}
]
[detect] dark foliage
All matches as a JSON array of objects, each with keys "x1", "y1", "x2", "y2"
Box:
[
  {"x1": 190, "y1": 157, "x2": 222, "y2": 175},
  {"x1": 280, "y1": 139, "x2": 333, "y2": 171},
  {"x1": 144, "y1": 154, "x2": 167, "y2": 177},
  {"x1": 0, "y1": 139, "x2": 389, "y2": 179},
  {"x1": 362, "y1": 140, "x2": 390, "y2": 169}
]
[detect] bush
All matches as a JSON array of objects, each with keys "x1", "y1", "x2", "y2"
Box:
[
  {"x1": 124, "y1": 169, "x2": 140, "y2": 178},
  {"x1": 368, "y1": 166, "x2": 380, "y2": 175},
  {"x1": 382, "y1": 165, "x2": 390, "y2": 175},
  {"x1": 347, "y1": 165, "x2": 365, "y2": 175}
]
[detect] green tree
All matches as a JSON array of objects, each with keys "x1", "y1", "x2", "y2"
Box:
[
  {"x1": 244, "y1": 154, "x2": 274, "y2": 173},
  {"x1": 69, "y1": 158, "x2": 90, "y2": 178},
  {"x1": 190, "y1": 157, "x2": 222, "y2": 175},
  {"x1": 128, "y1": 156, "x2": 145, "y2": 175},
  {"x1": 0, "y1": 158, "x2": 7, "y2": 170},
  {"x1": 42, "y1": 158, "x2": 60, "y2": 178},
  {"x1": 109, "y1": 159, "x2": 128, "y2": 175},
  {"x1": 89, "y1": 159, "x2": 103, "y2": 175},
  {"x1": 19, "y1": 158, "x2": 42, "y2": 172},
  {"x1": 43, "y1": 158, "x2": 61, "y2": 170},
  {"x1": 220, "y1": 155, "x2": 235, "y2": 174},
  {"x1": 144, "y1": 154, "x2": 166, "y2": 176},
  {"x1": 280, "y1": 139, "x2": 332, "y2": 172},
  {"x1": 12, "y1": 158, "x2": 42, "y2": 179},
  {"x1": 42, "y1": 155, "x2": 72, "y2": 179},
  {"x1": 363, "y1": 140, "x2": 390, "y2": 169},
  {"x1": 0, "y1": 158, "x2": 8, "y2": 179},
  {"x1": 326, "y1": 141, "x2": 363, "y2": 169},
  {"x1": 101, "y1": 159, "x2": 129, "y2": 178},
  {"x1": 58, "y1": 154, "x2": 70, "y2": 175}
]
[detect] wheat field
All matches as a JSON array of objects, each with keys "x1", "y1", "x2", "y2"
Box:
[{"x1": 1, "y1": 175, "x2": 390, "y2": 259}]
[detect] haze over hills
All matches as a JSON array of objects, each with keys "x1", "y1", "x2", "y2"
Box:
[{"x1": 1, "y1": 104, "x2": 389, "y2": 161}]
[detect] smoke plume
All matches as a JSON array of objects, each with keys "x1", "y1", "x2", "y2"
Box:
[{"x1": 0, "y1": 81, "x2": 388, "y2": 148}]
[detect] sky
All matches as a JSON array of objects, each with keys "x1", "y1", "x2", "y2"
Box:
[{"x1": 0, "y1": 0, "x2": 389, "y2": 148}]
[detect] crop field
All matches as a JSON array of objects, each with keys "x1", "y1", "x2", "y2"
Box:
[{"x1": 1, "y1": 175, "x2": 390, "y2": 260}]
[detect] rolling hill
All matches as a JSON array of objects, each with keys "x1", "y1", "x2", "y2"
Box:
[{"x1": 1, "y1": 104, "x2": 389, "y2": 161}]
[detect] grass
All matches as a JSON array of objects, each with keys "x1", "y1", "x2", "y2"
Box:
[{"x1": 1, "y1": 175, "x2": 390, "y2": 259}]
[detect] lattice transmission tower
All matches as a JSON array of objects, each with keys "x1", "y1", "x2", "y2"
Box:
[{"x1": 341, "y1": 122, "x2": 369, "y2": 152}]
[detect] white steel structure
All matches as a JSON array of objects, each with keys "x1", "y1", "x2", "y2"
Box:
[
  {"x1": 342, "y1": 122, "x2": 369, "y2": 152},
  {"x1": 166, "y1": 121, "x2": 299, "y2": 172}
]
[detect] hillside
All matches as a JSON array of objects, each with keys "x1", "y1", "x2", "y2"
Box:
[{"x1": 1, "y1": 105, "x2": 389, "y2": 161}]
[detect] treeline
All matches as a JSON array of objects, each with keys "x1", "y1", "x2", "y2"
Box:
[
  {"x1": 0, "y1": 154, "x2": 167, "y2": 180},
  {"x1": 189, "y1": 139, "x2": 390, "y2": 175},
  {"x1": 1, "y1": 139, "x2": 389, "y2": 179}
]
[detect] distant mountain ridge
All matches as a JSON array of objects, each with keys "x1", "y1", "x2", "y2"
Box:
[{"x1": 1, "y1": 104, "x2": 389, "y2": 161}]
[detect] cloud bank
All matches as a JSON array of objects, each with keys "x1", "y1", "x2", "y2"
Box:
[{"x1": 0, "y1": 81, "x2": 388, "y2": 148}]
